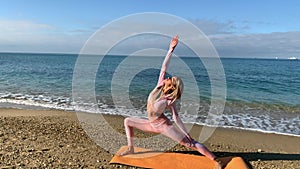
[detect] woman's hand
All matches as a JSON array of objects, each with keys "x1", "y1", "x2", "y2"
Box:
[
  {"x1": 186, "y1": 134, "x2": 195, "y2": 147},
  {"x1": 169, "y1": 35, "x2": 178, "y2": 50}
]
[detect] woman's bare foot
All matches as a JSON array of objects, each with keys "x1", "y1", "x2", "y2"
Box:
[
  {"x1": 117, "y1": 146, "x2": 134, "y2": 156},
  {"x1": 214, "y1": 158, "x2": 224, "y2": 169}
]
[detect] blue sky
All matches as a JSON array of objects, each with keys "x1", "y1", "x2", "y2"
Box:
[{"x1": 1, "y1": 0, "x2": 300, "y2": 58}]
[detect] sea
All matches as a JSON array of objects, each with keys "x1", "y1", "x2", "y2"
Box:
[{"x1": 0, "y1": 53, "x2": 299, "y2": 137}]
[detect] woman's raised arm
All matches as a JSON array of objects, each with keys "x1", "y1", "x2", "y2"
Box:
[{"x1": 157, "y1": 35, "x2": 178, "y2": 86}]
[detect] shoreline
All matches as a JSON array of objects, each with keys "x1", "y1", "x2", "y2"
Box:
[
  {"x1": 0, "y1": 108, "x2": 299, "y2": 168},
  {"x1": 1, "y1": 100, "x2": 299, "y2": 138},
  {"x1": 1, "y1": 97, "x2": 299, "y2": 137}
]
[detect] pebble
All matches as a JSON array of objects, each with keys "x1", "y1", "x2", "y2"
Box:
[{"x1": 41, "y1": 148, "x2": 50, "y2": 151}]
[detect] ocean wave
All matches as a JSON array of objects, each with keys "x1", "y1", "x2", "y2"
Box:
[
  {"x1": 0, "y1": 92, "x2": 299, "y2": 137},
  {"x1": 0, "y1": 92, "x2": 73, "y2": 111}
]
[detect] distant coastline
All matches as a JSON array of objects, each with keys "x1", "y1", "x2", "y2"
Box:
[
  {"x1": 287, "y1": 56, "x2": 298, "y2": 60},
  {"x1": 0, "y1": 51, "x2": 299, "y2": 60}
]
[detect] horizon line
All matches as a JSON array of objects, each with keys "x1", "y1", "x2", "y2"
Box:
[{"x1": 0, "y1": 51, "x2": 298, "y2": 60}]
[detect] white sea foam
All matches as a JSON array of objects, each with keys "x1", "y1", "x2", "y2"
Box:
[
  {"x1": 0, "y1": 92, "x2": 299, "y2": 137},
  {"x1": 0, "y1": 92, "x2": 74, "y2": 111}
]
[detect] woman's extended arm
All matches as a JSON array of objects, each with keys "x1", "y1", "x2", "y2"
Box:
[{"x1": 157, "y1": 35, "x2": 178, "y2": 86}]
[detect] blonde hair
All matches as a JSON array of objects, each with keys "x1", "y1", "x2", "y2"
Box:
[{"x1": 163, "y1": 76, "x2": 184, "y2": 104}]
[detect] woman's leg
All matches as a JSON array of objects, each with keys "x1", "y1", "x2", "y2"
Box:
[
  {"x1": 162, "y1": 126, "x2": 224, "y2": 168},
  {"x1": 124, "y1": 117, "x2": 157, "y2": 146},
  {"x1": 119, "y1": 117, "x2": 160, "y2": 156},
  {"x1": 162, "y1": 126, "x2": 216, "y2": 160},
  {"x1": 120, "y1": 118, "x2": 223, "y2": 168}
]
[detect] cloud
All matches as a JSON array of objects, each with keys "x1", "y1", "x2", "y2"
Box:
[
  {"x1": 210, "y1": 31, "x2": 300, "y2": 58},
  {"x1": 185, "y1": 19, "x2": 300, "y2": 58},
  {"x1": 189, "y1": 19, "x2": 236, "y2": 35},
  {"x1": 190, "y1": 19, "x2": 300, "y2": 58},
  {"x1": 0, "y1": 19, "x2": 54, "y2": 32},
  {"x1": 88, "y1": 17, "x2": 300, "y2": 58},
  {"x1": 0, "y1": 18, "x2": 300, "y2": 58},
  {"x1": 0, "y1": 19, "x2": 89, "y2": 53}
]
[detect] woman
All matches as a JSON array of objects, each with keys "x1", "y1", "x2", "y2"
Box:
[{"x1": 119, "y1": 36, "x2": 223, "y2": 169}]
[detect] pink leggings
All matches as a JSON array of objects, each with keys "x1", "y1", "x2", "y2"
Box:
[{"x1": 123, "y1": 116, "x2": 216, "y2": 160}]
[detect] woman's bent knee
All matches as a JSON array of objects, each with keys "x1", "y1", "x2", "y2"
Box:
[{"x1": 124, "y1": 117, "x2": 132, "y2": 126}]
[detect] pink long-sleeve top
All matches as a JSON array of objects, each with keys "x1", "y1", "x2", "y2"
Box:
[{"x1": 147, "y1": 49, "x2": 174, "y2": 121}]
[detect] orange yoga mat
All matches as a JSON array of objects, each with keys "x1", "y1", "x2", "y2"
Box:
[{"x1": 110, "y1": 146, "x2": 249, "y2": 169}]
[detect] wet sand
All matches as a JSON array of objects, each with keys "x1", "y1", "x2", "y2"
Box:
[{"x1": 0, "y1": 108, "x2": 299, "y2": 169}]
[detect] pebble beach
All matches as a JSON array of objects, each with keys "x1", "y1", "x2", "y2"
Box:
[{"x1": 0, "y1": 108, "x2": 299, "y2": 169}]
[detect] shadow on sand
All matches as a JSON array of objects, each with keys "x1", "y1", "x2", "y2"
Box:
[{"x1": 176, "y1": 151, "x2": 300, "y2": 169}]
